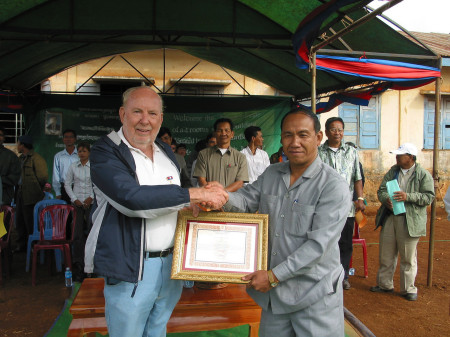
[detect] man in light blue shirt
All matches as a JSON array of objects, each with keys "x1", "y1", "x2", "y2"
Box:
[
  {"x1": 52, "y1": 129, "x2": 78, "y2": 203},
  {"x1": 226, "y1": 107, "x2": 351, "y2": 337}
]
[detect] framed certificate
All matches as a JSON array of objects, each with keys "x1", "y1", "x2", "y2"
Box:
[{"x1": 171, "y1": 210, "x2": 269, "y2": 284}]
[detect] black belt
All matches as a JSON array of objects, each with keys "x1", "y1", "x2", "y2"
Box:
[{"x1": 144, "y1": 247, "x2": 174, "y2": 258}]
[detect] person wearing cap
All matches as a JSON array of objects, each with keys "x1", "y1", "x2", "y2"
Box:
[
  {"x1": 370, "y1": 143, "x2": 434, "y2": 301},
  {"x1": 318, "y1": 117, "x2": 365, "y2": 290},
  {"x1": 15, "y1": 135, "x2": 48, "y2": 251}
]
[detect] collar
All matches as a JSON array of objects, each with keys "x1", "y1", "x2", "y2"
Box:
[
  {"x1": 276, "y1": 155, "x2": 322, "y2": 189},
  {"x1": 401, "y1": 163, "x2": 416, "y2": 175},
  {"x1": 323, "y1": 140, "x2": 345, "y2": 150},
  {"x1": 76, "y1": 160, "x2": 90, "y2": 167},
  {"x1": 214, "y1": 145, "x2": 231, "y2": 154},
  {"x1": 118, "y1": 127, "x2": 159, "y2": 157},
  {"x1": 63, "y1": 147, "x2": 78, "y2": 156}
]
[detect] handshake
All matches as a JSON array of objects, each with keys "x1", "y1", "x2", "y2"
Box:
[{"x1": 188, "y1": 181, "x2": 229, "y2": 213}]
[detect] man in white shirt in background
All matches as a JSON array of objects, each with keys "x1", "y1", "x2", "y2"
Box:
[
  {"x1": 64, "y1": 141, "x2": 94, "y2": 282},
  {"x1": 52, "y1": 129, "x2": 78, "y2": 203},
  {"x1": 241, "y1": 126, "x2": 270, "y2": 183}
]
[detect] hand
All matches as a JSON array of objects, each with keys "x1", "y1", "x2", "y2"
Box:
[
  {"x1": 182, "y1": 203, "x2": 201, "y2": 217},
  {"x1": 83, "y1": 197, "x2": 93, "y2": 209},
  {"x1": 189, "y1": 185, "x2": 228, "y2": 211},
  {"x1": 385, "y1": 198, "x2": 393, "y2": 210},
  {"x1": 355, "y1": 199, "x2": 366, "y2": 212},
  {"x1": 393, "y1": 191, "x2": 407, "y2": 202},
  {"x1": 241, "y1": 270, "x2": 272, "y2": 293},
  {"x1": 74, "y1": 200, "x2": 83, "y2": 207}
]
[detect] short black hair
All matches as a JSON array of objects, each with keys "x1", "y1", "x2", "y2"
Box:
[
  {"x1": 280, "y1": 106, "x2": 320, "y2": 133},
  {"x1": 21, "y1": 141, "x2": 33, "y2": 150},
  {"x1": 63, "y1": 129, "x2": 77, "y2": 138},
  {"x1": 244, "y1": 126, "x2": 261, "y2": 143},
  {"x1": 213, "y1": 118, "x2": 234, "y2": 131},
  {"x1": 176, "y1": 143, "x2": 187, "y2": 150},
  {"x1": 325, "y1": 117, "x2": 344, "y2": 130},
  {"x1": 77, "y1": 141, "x2": 91, "y2": 151},
  {"x1": 206, "y1": 133, "x2": 215, "y2": 142},
  {"x1": 0, "y1": 126, "x2": 5, "y2": 134},
  {"x1": 157, "y1": 126, "x2": 172, "y2": 139}
]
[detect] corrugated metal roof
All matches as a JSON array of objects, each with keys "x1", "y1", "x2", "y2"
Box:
[{"x1": 400, "y1": 32, "x2": 450, "y2": 57}]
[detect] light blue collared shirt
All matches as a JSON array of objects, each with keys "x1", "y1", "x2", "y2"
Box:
[
  {"x1": 64, "y1": 160, "x2": 94, "y2": 203},
  {"x1": 52, "y1": 148, "x2": 78, "y2": 196}
]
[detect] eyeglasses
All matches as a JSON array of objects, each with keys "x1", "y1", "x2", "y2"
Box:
[{"x1": 329, "y1": 128, "x2": 344, "y2": 134}]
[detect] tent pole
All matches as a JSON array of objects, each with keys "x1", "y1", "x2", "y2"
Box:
[
  {"x1": 163, "y1": 48, "x2": 166, "y2": 93},
  {"x1": 311, "y1": 53, "x2": 316, "y2": 113},
  {"x1": 311, "y1": 0, "x2": 403, "y2": 53},
  {"x1": 427, "y1": 74, "x2": 441, "y2": 287}
]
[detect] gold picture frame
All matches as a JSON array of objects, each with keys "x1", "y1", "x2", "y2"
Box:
[{"x1": 171, "y1": 210, "x2": 269, "y2": 284}]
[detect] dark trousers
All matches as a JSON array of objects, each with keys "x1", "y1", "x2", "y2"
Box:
[
  {"x1": 60, "y1": 183, "x2": 71, "y2": 204},
  {"x1": 13, "y1": 191, "x2": 35, "y2": 250},
  {"x1": 339, "y1": 217, "x2": 355, "y2": 279},
  {"x1": 72, "y1": 204, "x2": 92, "y2": 268}
]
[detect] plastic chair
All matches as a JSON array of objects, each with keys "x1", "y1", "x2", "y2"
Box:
[
  {"x1": 25, "y1": 199, "x2": 66, "y2": 272},
  {"x1": 350, "y1": 223, "x2": 368, "y2": 278},
  {"x1": 0, "y1": 205, "x2": 15, "y2": 286},
  {"x1": 32, "y1": 204, "x2": 76, "y2": 286}
]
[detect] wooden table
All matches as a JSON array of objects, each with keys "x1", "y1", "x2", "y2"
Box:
[{"x1": 68, "y1": 278, "x2": 261, "y2": 337}]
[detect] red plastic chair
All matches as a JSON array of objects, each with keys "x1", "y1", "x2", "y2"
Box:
[
  {"x1": 0, "y1": 205, "x2": 15, "y2": 286},
  {"x1": 31, "y1": 204, "x2": 76, "y2": 286},
  {"x1": 349, "y1": 223, "x2": 368, "y2": 278}
]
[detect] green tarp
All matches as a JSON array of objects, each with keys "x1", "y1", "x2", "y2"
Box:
[
  {"x1": 0, "y1": 0, "x2": 438, "y2": 98},
  {"x1": 27, "y1": 94, "x2": 291, "y2": 184}
]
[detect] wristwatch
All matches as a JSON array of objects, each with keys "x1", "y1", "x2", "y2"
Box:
[{"x1": 267, "y1": 270, "x2": 279, "y2": 288}]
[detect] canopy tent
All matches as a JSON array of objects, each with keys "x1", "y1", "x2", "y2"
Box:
[
  {"x1": 0, "y1": 0, "x2": 442, "y2": 286},
  {"x1": 0, "y1": 0, "x2": 439, "y2": 99}
]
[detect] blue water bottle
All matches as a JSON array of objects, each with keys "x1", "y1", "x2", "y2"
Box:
[{"x1": 65, "y1": 267, "x2": 73, "y2": 287}]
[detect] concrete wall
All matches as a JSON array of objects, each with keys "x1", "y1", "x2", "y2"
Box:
[{"x1": 48, "y1": 49, "x2": 277, "y2": 96}]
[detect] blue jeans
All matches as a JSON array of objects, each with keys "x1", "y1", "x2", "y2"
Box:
[{"x1": 103, "y1": 254, "x2": 183, "y2": 337}]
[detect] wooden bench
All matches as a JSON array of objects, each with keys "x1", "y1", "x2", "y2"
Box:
[{"x1": 68, "y1": 278, "x2": 261, "y2": 337}]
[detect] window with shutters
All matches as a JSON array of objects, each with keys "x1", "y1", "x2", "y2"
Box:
[
  {"x1": 423, "y1": 97, "x2": 450, "y2": 149},
  {"x1": 338, "y1": 97, "x2": 380, "y2": 149}
]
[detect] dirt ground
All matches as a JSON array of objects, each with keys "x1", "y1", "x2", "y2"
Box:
[{"x1": 0, "y1": 205, "x2": 449, "y2": 337}]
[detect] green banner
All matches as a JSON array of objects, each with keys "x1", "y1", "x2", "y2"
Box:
[{"x1": 26, "y1": 94, "x2": 291, "y2": 185}]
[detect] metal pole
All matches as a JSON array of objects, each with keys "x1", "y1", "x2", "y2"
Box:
[
  {"x1": 74, "y1": 56, "x2": 115, "y2": 93},
  {"x1": 311, "y1": 53, "x2": 316, "y2": 113},
  {"x1": 427, "y1": 75, "x2": 441, "y2": 287},
  {"x1": 163, "y1": 48, "x2": 166, "y2": 93},
  {"x1": 311, "y1": 0, "x2": 403, "y2": 54}
]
